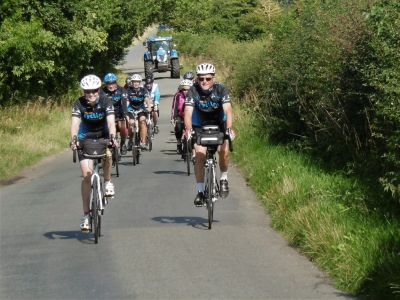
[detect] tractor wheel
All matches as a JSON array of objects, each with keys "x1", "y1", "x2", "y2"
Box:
[
  {"x1": 171, "y1": 59, "x2": 180, "y2": 78},
  {"x1": 144, "y1": 61, "x2": 153, "y2": 79}
]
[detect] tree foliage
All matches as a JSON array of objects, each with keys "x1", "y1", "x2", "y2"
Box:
[{"x1": 0, "y1": 0, "x2": 158, "y2": 103}]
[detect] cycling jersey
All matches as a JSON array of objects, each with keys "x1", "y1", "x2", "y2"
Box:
[
  {"x1": 100, "y1": 86, "x2": 128, "y2": 118},
  {"x1": 72, "y1": 96, "x2": 114, "y2": 140},
  {"x1": 185, "y1": 83, "x2": 230, "y2": 127},
  {"x1": 126, "y1": 87, "x2": 149, "y2": 112},
  {"x1": 171, "y1": 90, "x2": 186, "y2": 119},
  {"x1": 145, "y1": 83, "x2": 161, "y2": 105}
]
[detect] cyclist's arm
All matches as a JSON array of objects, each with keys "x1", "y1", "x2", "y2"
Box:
[
  {"x1": 145, "y1": 96, "x2": 152, "y2": 112},
  {"x1": 154, "y1": 86, "x2": 161, "y2": 105},
  {"x1": 107, "y1": 114, "x2": 116, "y2": 137},
  {"x1": 223, "y1": 102, "x2": 233, "y2": 129},
  {"x1": 184, "y1": 105, "x2": 193, "y2": 132},
  {"x1": 71, "y1": 116, "x2": 81, "y2": 141}
]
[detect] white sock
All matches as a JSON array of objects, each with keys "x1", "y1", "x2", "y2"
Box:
[
  {"x1": 220, "y1": 172, "x2": 228, "y2": 181},
  {"x1": 196, "y1": 182, "x2": 205, "y2": 193},
  {"x1": 105, "y1": 180, "x2": 111, "y2": 185}
]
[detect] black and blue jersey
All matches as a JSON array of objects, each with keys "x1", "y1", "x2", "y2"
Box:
[
  {"x1": 126, "y1": 87, "x2": 149, "y2": 112},
  {"x1": 185, "y1": 83, "x2": 230, "y2": 127},
  {"x1": 72, "y1": 96, "x2": 114, "y2": 140},
  {"x1": 100, "y1": 86, "x2": 128, "y2": 118}
]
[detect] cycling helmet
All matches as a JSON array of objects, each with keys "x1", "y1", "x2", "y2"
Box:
[
  {"x1": 80, "y1": 75, "x2": 101, "y2": 90},
  {"x1": 103, "y1": 73, "x2": 118, "y2": 84},
  {"x1": 183, "y1": 71, "x2": 195, "y2": 80},
  {"x1": 129, "y1": 74, "x2": 142, "y2": 82},
  {"x1": 196, "y1": 63, "x2": 215, "y2": 75},
  {"x1": 179, "y1": 79, "x2": 193, "y2": 89}
]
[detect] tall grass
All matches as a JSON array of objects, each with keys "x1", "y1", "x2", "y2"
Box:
[
  {"x1": 233, "y1": 101, "x2": 400, "y2": 298},
  {"x1": 0, "y1": 99, "x2": 72, "y2": 182}
]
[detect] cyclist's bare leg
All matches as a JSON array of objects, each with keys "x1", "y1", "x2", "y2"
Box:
[
  {"x1": 80, "y1": 159, "x2": 94, "y2": 214},
  {"x1": 218, "y1": 140, "x2": 229, "y2": 172},
  {"x1": 118, "y1": 119, "x2": 128, "y2": 140},
  {"x1": 194, "y1": 144, "x2": 207, "y2": 182},
  {"x1": 102, "y1": 155, "x2": 112, "y2": 182},
  {"x1": 139, "y1": 115, "x2": 147, "y2": 144}
]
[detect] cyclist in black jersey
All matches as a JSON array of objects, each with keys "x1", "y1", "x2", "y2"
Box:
[
  {"x1": 126, "y1": 74, "x2": 152, "y2": 150},
  {"x1": 184, "y1": 63, "x2": 235, "y2": 206},
  {"x1": 70, "y1": 74, "x2": 117, "y2": 232},
  {"x1": 101, "y1": 73, "x2": 129, "y2": 154}
]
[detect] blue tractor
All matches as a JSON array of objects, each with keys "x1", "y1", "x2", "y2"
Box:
[{"x1": 143, "y1": 36, "x2": 180, "y2": 79}]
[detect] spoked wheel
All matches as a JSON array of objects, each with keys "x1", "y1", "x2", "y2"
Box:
[
  {"x1": 207, "y1": 199, "x2": 213, "y2": 230},
  {"x1": 132, "y1": 131, "x2": 137, "y2": 166},
  {"x1": 206, "y1": 166, "x2": 214, "y2": 230},
  {"x1": 135, "y1": 134, "x2": 140, "y2": 164},
  {"x1": 91, "y1": 180, "x2": 100, "y2": 243}
]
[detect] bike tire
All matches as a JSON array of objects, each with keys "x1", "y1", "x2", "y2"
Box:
[
  {"x1": 132, "y1": 130, "x2": 137, "y2": 166},
  {"x1": 92, "y1": 179, "x2": 100, "y2": 243},
  {"x1": 135, "y1": 132, "x2": 140, "y2": 164},
  {"x1": 206, "y1": 165, "x2": 214, "y2": 230}
]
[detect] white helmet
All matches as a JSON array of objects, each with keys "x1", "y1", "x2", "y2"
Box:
[
  {"x1": 129, "y1": 74, "x2": 142, "y2": 82},
  {"x1": 80, "y1": 74, "x2": 101, "y2": 90},
  {"x1": 179, "y1": 79, "x2": 193, "y2": 89},
  {"x1": 196, "y1": 63, "x2": 215, "y2": 75}
]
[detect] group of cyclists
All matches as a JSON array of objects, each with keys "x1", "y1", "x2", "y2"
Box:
[{"x1": 70, "y1": 63, "x2": 235, "y2": 232}]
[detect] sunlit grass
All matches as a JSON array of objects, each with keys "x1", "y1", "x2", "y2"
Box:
[
  {"x1": 0, "y1": 100, "x2": 71, "y2": 181},
  {"x1": 232, "y1": 105, "x2": 400, "y2": 298}
]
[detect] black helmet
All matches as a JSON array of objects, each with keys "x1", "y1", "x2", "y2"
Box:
[{"x1": 183, "y1": 71, "x2": 195, "y2": 80}]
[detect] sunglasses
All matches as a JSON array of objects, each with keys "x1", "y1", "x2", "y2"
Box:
[
  {"x1": 106, "y1": 81, "x2": 117, "y2": 85},
  {"x1": 198, "y1": 77, "x2": 213, "y2": 82},
  {"x1": 84, "y1": 89, "x2": 99, "y2": 94}
]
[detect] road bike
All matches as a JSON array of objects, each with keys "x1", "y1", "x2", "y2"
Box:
[
  {"x1": 197, "y1": 125, "x2": 233, "y2": 230},
  {"x1": 73, "y1": 137, "x2": 114, "y2": 243}
]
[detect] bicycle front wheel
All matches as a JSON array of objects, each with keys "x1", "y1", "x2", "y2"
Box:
[
  {"x1": 112, "y1": 147, "x2": 119, "y2": 177},
  {"x1": 206, "y1": 165, "x2": 214, "y2": 230},
  {"x1": 91, "y1": 179, "x2": 100, "y2": 243}
]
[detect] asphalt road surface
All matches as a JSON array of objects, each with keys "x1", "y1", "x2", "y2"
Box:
[{"x1": 0, "y1": 42, "x2": 353, "y2": 299}]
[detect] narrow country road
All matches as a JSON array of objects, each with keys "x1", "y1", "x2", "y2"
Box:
[{"x1": 0, "y1": 40, "x2": 353, "y2": 299}]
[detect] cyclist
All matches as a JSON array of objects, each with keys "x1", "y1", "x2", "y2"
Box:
[
  {"x1": 70, "y1": 74, "x2": 117, "y2": 232},
  {"x1": 101, "y1": 73, "x2": 129, "y2": 155},
  {"x1": 184, "y1": 63, "x2": 235, "y2": 206},
  {"x1": 144, "y1": 76, "x2": 161, "y2": 134},
  {"x1": 126, "y1": 74, "x2": 152, "y2": 150},
  {"x1": 171, "y1": 79, "x2": 192, "y2": 154}
]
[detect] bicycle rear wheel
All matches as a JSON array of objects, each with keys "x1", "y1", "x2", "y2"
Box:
[{"x1": 91, "y1": 179, "x2": 100, "y2": 243}]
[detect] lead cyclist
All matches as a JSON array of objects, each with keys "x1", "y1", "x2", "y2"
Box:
[{"x1": 184, "y1": 63, "x2": 235, "y2": 207}]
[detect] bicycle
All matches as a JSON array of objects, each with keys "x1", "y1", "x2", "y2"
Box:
[
  {"x1": 73, "y1": 136, "x2": 113, "y2": 243},
  {"x1": 128, "y1": 110, "x2": 142, "y2": 165},
  {"x1": 196, "y1": 125, "x2": 233, "y2": 230}
]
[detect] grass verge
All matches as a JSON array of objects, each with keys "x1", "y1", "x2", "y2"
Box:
[
  {"x1": 0, "y1": 99, "x2": 72, "y2": 183},
  {"x1": 233, "y1": 106, "x2": 400, "y2": 298}
]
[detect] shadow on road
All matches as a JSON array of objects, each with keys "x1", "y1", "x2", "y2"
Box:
[
  {"x1": 152, "y1": 216, "x2": 219, "y2": 230},
  {"x1": 43, "y1": 231, "x2": 95, "y2": 244},
  {"x1": 159, "y1": 149, "x2": 179, "y2": 155},
  {"x1": 153, "y1": 170, "x2": 186, "y2": 175}
]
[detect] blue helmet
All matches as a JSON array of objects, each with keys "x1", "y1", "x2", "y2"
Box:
[{"x1": 103, "y1": 73, "x2": 118, "y2": 84}]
